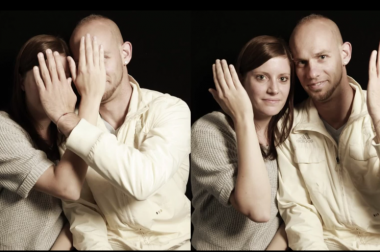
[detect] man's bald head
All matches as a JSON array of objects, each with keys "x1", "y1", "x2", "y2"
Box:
[
  {"x1": 69, "y1": 14, "x2": 133, "y2": 101},
  {"x1": 289, "y1": 14, "x2": 343, "y2": 52},
  {"x1": 70, "y1": 14, "x2": 124, "y2": 53}
]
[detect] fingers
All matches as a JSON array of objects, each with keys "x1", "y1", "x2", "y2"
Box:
[
  {"x1": 79, "y1": 36, "x2": 86, "y2": 70},
  {"x1": 229, "y1": 64, "x2": 241, "y2": 88},
  {"x1": 208, "y1": 88, "x2": 223, "y2": 108},
  {"x1": 93, "y1": 36, "x2": 99, "y2": 67},
  {"x1": 46, "y1": 49, "x2": 59, "y2": 83},
  {"x1": 215, "y1": 59, "x2": 228, "y2": 93},
  {"x1": 67, "y1": 77, "x2": 72, "y2": 86},
  {"x1": 53, "y1": 51, "x2": 67, "y2": 82},
  {"x1": 377, "y1": 41, "x2": 380, "y2": 75},
  {"x1": 212, "y1": 63, "x2": 221, "y2": 94},
  {"x1": 369, "y1": 50, "x2": 378, "y2": 79},
  {"x1": 99, "y1": 44, "x2": 105, "y2": 71},
  {"x1": 85, "y1": 33, "x2": 93, "y2": 67},
  {"x1": 221, "y1": 59, "x2": 234, "y2": 89},
  {"x1": 33, "y1": 66, "x2": 45, "y2": 92},
  {"x1": 67, "y1": 56, "x2": 77, "y2": 83},
  {"x1": 37, "y1": 52, "x2": 52, "y2": 89}
]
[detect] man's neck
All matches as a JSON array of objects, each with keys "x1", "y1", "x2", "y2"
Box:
[
  {"x1": 99, "y1": 76, "x2": 133, "y2": 130},
  {"x1": 314, "y1": 80, "x2": 355, "y2": 130}
]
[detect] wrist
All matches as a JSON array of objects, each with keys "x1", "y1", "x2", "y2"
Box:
[
  {"x1": 57, "y1": 113, "x2": 81, "y2": 138},
  {"x1": 80, "y1": 94, "x2": 103, "y2": 103},
  {"x1": 233, "y1": 114, "x2": 254, "y2": 125}
]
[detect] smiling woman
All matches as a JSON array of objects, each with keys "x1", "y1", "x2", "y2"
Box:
[{"x1": 190, "y1": 35, "x2": 294, "y2": 250}]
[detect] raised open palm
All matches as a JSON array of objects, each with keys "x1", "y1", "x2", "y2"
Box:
[
  {"x1": 209, "y1": 59, "x2": 253, "y2": 123},
  {"x1": 367, "y1": 42, "x2": 380, "y2": 127}
]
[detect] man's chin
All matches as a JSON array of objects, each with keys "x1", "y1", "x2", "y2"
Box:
[{"x1": 308, "y1": 91, "x2": 334, "y2": 103}]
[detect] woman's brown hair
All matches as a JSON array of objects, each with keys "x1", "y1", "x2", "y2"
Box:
[
  {"x1": 8, "y1": 34, "x2": 70, "y2": 162},
  {"x1": 235, "y1": 35, "x2": 294, "y2": 160}
]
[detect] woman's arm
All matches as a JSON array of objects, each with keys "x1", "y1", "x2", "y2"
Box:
[
  {"x1": 210, "y1": 59, "x2": 271, "y2": 222},
  {"x1": 50, "y1": 222, "x2": 73, "y2": 251},
  {"x1": 266, "y1": 222, "x2": 288, "y2": 250},
  {"x1": 33, "y1": 36, "x2": 105, "y2": 201}
]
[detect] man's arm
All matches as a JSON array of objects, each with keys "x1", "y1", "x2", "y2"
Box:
[
  {"x1": 61, "y1": 97, "x2": 190, "y2": 201},
  {"x1": 277, "y1": 142, "x2": 328, "y2": 250}
]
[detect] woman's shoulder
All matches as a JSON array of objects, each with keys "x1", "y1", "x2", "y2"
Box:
[
  {"x1": 192, "y1": 111, "x2": 236, "y2": 143},
  {"x1": 0, "y1": 111, "x2": 30, "y2": 140},
  {"x1": 192, "y1": 111, "x2": 232, "y2": 131}
]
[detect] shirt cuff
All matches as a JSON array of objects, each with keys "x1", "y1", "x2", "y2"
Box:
[{"x1": 66, "y1": 119, "x2": 105, "y2": 163}]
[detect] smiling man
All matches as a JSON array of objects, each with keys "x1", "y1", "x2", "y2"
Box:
[{"x1": 276, "y1": 14, "x2": 380, "y2": 250}]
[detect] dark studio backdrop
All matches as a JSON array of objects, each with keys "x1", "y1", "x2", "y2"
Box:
[
  {"x1": 0, "y1": 10, "x2": 192, "y2": 198},
  {"x1": 190, "y1": 10, "x2": 380, "y2": 243}
]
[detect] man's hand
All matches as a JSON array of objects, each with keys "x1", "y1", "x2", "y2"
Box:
[
  {"x1": 67, "y1": 33, "x2": 106, "y2": 102},
  {"x1": 33, "y1": 49, "x2": 77, "y2": 124},
  {"x1": 367, "y1": 42, "x2": 380, "y2": 143}
]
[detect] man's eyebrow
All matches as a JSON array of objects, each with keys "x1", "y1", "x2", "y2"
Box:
[
  {"x1": 314, "y1": 50, "x2": 330, "y2": 56},
  {"x1": 292, "y1": 50, "x2": 331, "y2": 62}
]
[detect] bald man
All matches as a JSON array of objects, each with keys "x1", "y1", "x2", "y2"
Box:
[
  {"x1": 54, "y1": 14, "x2": 191, "y2": 250},
  {"x1": 276, "y1": 14, "x2": 380, "y2": 250}
]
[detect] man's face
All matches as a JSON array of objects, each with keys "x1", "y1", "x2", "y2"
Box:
[
  {"x1": 70, "y1": 21, "x2": 125, "y2": 101},
  {"x1": 291, "y1": 21, "x2": 344, "y2": 102}
]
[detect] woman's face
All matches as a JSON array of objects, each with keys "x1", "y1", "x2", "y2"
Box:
[
  {"x1": 243, "y1": 56, "x2": 291, "y2": 120},
  {"x1": 22, "y1": 53, "x2": 69, "y2": 118}
]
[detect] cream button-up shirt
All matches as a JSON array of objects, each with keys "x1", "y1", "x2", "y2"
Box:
[
  {"x1": 60, "y1": 75, "x2": 191, "y2": 250},
  {"x1": 277, "y1": 76, "x2": 380, "y2": 250}
]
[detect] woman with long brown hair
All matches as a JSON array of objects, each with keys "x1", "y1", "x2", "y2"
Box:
[
  {"x1": 191, "y1": 35, "x2": 294, "y2": 250},
  {"x1": 0, "y1": 34, "x2": 104, "y2": 250}
]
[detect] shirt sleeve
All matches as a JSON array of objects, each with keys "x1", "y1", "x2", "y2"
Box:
[
  {"x1": 276, "y1": 141, "x2": 329, "y2": 250},
  {"x1": 0, "y1": 118, "x2": 53, "y2": 198},
  {"x1": 64, "y1": 96, "x2": 191, "y2": 201},
  {"x1": 190, "y1": 113, "x2": 237, "y2": 207}
]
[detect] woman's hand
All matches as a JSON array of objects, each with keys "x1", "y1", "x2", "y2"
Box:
[
  {"x1": 209, "y1": 59, "x2": 253, "y2": 124},
  {"x1": 33, "y1": 49, "x2": 77, "y2": 124}
]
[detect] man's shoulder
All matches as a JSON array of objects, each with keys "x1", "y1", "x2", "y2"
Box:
[{"x1": 140, "y1": 88, "x2": 189, "y2": 111}]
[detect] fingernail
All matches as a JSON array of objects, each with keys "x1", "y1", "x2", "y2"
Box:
[
  {"x1": 46, "y1": 49, "x2": 52, "y2": 54},
  {"x1": 54, "y1": 51, "x2": 59, "y2": 56},
  {"x1": 93, "y1": 36, "x2": 97, "y2": 41}
]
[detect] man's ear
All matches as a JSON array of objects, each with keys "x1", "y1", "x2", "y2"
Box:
[
  {"x1": 121, "y1": 41, "x2": 132, "y2": 66},
  {"x1": 341, "y1": 42, "x2": 352, "y2": 66}
]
